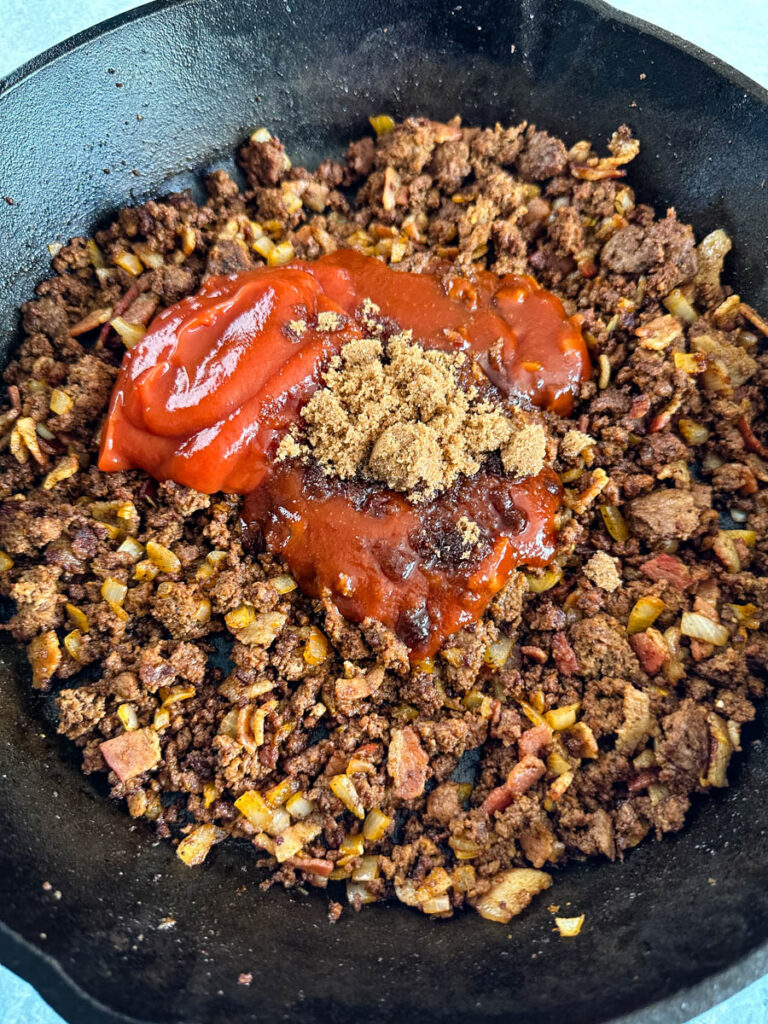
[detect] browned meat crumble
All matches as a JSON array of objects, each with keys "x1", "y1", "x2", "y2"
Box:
[{"x1": 3, "y1": 115, "x2": 768, "y2": 924}]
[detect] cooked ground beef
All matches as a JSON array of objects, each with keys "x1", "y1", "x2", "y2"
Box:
[{"x1": 2, "y1": 116, "x2": 767, "y2": 924}]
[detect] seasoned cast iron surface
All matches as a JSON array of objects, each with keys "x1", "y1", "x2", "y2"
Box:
[{"x1": 0, "y1": 1, "x2": 767, "y2": 1021}]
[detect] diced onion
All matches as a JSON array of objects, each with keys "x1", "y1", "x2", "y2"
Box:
[
  {"x1": 337, "y1": 833, "x2": 365, "y2": 865},
  {"x1": 63, "y1": 629, "x2": 85, "y2": 662},
  {"x1": 525, "y1": 567, "x2": 563, "y2": 593},
  {"x1": 472, "y1": 869, "x2": 552, "y2": 924},
  {"x1": 117, "y1": 703, "x2": 139, "y2": 731},
  {"x1": 677, "y1": 418, "x2": 710, "y2": 444},
  {"x1": 132, "y1": 242, "x2": 164, "y2": 269},
  {"x1": 286, "y1": 792, "x2": 315, "y2": 820},
  {"x1": 114, "y1": 250, "x2": 143, "y2": 276},
  {"x1": 49, "y1": 388, "x2": 74, "y2": 415},
  {"x1": 627, "y1": 595, "x2": 665, "y2": 635},
  {"x1": 663, "y1": 288, "x2": 698, "y2": 323},
  {"x1": 265, "y1": 777, "x2": 301, "y2": 807},
  {"x1": 0, "y1": 550, "x2": 14, "y2": 571},
  {"x1": 680, "y1": 611, "x2": 729, "y2": 646},
  {"x1": 369, "y1": 114, "x2": 396, "y2": 136},
  {"x1": 363, "y1": 808, "x2": 392, "y2": 841},
  {"x1": 415, "y1": 867, "x2": 453, "y2": 905},
  {"x1": 267, "y1": 241, "x2": 295, "y2": 266},
  {"x1": 146, "y1": 540, "x2": 181, "y2": 574},
  {"x1": 29, "y1": 631, "x2": 61, "y2": 688},
  {"x1": 484, "y1": 636, "x2": 514, "y2": 669},
  {"x1": 270, "y1": 573, "x2": 297, "y2": 594},
  {"x1": 117, "y1": 536, "x2": 145, "y2": 561},
  {"x1": 352, "y1": 855, "x2": 380, "y2": 882},
  {"x1": 346, "y1": 880, "x2": 378, "y2": 906},
  {"x1": 544, "y1": 703, "x2": 580, "y2": 731},
  {"x1": 330, "y1": 774, "x2": 365, "y2": 819},
  {"x1": 176, "y1": 823, "x2": 225, "y2": 867},
  {"x1": 235, "y1": 790, "x2": 274, "y2": 831},
  {"x1": 303, "y1": 626, "x2": 329, "y2": 666},
  {"x1": 237, "y1": 612, "x2": 286, "y2": 647},
  {"x1": 225, "y1": 604, "x2": 256, "y2": 630},
  {"x1": 555, "y1": 914, "x2": 585, "y2": 937},
  {"x1": 448, "y1": 835, "x2": 483, "y2": 860}
]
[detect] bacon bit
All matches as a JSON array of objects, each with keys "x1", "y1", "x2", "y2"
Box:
[
  {"x1": 507, "y1": 754, "x2": 547, "y2": 796},
  {"x1": 551, "y1": 631, "x2": 579, "y2": 676},
  {"x1": 481, "y1": 784, "x2": 514, "y2": 814},
  {"x1": 739, "y1": 302, "x2": 768, "y2": 338},
  {"x1": 122, "y1": 290, "x2": 159, "y2": 326},
  {"x1": 571, "y1": 164, "x2": 626, "y2": 181},
  {"x1": 629, "y1": 628, "x2": 668, "y2": 675},
  {"x1": 518, "y1": 724, "x2": 554, "y2": 759},
  {"x1": 628, "y1": 395, "x2": 651, "y2": 420},
  {"x1": 96, "y1": 284, "x2": 140, "y2": 348},
  {"x1": 649, "y1": 392, "x2": 683, "y2": 433},
  {"x1": 335, "y1": 666, "x2": 384, "y2": 704},
  {"x1": 287, "y1": 856, "x2": 334, "y2": 877},
  {"x1": 737, "y1": 416, "x2": 768, "y2": 461},
  {"x1": 628, "y1": 768, "x2": 659, "y2": 793},
  {"x1": 387, "y1": 726, "x2": 429, "y2": 800},
  {"x1": 8, "y1": 385, "x2": 21, "y2": 412},
  {"x1": 100, "y1": 726, "x2": 161, "y2": 782},
  {"x1": 69, "y1": 307, "x2": 113, "y2": 337},
  {"x1": 640, "y1": 553, "x2": 692, "y2": 591},
  {"x1": 520, "y1": 644, "x2": 547, "y2": 663}
]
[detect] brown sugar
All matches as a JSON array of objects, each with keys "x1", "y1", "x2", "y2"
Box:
[
  {"x1": 277, "y1": 332, "x2": 554, "y2": 502},
  {"x1": 583, "y1": 550, "x2": 622, "y2": 592}
]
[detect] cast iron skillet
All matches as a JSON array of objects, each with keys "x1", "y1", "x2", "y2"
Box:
[{"x1": 1, "y1": 1, "x2": 768, "y2": 1021}]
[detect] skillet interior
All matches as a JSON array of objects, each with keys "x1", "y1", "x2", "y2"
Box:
[{"x1": 1, "y1": 1, "x2": 768, "y2": 1021}]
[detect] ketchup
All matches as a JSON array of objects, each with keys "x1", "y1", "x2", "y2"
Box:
[
  {"x1": 99, "y1": 250, "x2": 589, "y2": 655},
  {"x1": 244, "y1": 461, "x2": 562, "y2": 659}
]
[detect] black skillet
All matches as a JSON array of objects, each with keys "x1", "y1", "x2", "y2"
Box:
[{"x1": 1, "y1": 1, "x2": 768, "y2": 1021}]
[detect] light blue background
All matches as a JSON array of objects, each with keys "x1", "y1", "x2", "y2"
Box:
[{"x1": 1, "y1": 1, "x2": 767, "y2": 1022}]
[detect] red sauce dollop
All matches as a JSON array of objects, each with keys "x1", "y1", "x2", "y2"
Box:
[
  {"x1": 99, "y1": 250, "x2": 589, "y2": 655},
  {"x1": 243, "y1": 462, "x2": 563, "y2": 659}
]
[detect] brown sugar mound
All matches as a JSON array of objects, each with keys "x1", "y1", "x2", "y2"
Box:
[{"x1": 277, "y1": 332, "x2": 550, "y2": 501}]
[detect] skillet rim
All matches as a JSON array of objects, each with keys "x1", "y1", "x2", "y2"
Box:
[{"x1": 0, "y1": 0, "x2": 767, "y2": 1022}]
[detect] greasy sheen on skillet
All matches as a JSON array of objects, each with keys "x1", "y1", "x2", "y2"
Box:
[{"x1": 2, "y1": 111, "x2": 768, "y2": 932}]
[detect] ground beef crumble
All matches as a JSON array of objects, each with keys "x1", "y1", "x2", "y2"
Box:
[{"x1": 2, "y1": 116, "x2": 767, "y2": 924}]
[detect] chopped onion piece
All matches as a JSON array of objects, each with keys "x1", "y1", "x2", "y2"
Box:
[
  {"x1": 555, "y1": 914, "x2": 585, "y2": 937},
  {"x1": 286, "y1": 792, "x2": 315, "y2": 820},
  {"x1": 484, "y1": 636, "x2": 514, "y2": 668},
  {"x1": 363, "y1": 808, "x2": 392, "y2": 841},
  {"x1": 237, "y1": 612, "x2": 286, "y2": 647},
  {"x1": 146, "y1": 540, "x2": 181, "y2": 574},
  {"x1": 525, "y1": 566, "x2": 563, "y2": 593},
  {"x1": 346, "y1": 880, "x2": 378, "y2": 905},
  {"x1": 270, "y1": 573, "x2": 297, "y2": 594},
  {"x1": 274, "y1": 821, "x2": 321, "y2": 862},
  {"x1": 627, "y1": 595, "x2": 665, "y2": 635},
  {"x1": 176, "y1": 823, "x2": 225, "y2": 867},
  {"x1": 114, "y1": 250, "x2": 143, "y2": 275},
  {"x1": 330, "y1": 774, "x2": 365, "y2": 819},
  {"x1": 117, "y1": 703, "x2": 139, "y2": 731},
  {"x1": 472, "y1": 868, "x2": 552, "y2": 924},
  {"x1": 0, "y1": 550, "x2": 13, "y2": 572},
  {"x1": 337, "y1": 833, "x2": 365, "y2": 865},
  {"x1": 677, "y1": 417, "x2": 710, "y2": 444},
  {"x1": 303, "y1": 626, "x2": 329, "y2": 665},
  {"x1": 117, "y1": 536, "x2": 145, "y2": 561},
  {"x1": 352, "y1": 855, "x2": 380, "y2": 882},
  {"x1": 681, "y1": 612, "x2": 729, "y2": 646},
  {"x1": 421, "y1": 895, "x2": 451, "y2": 915},
  {"x1": 63, "y1": 629, "x2": 84, "y2": 662},
  {"x1": 49, "y1": 388, "x2": 74, "y2": 415},
  {"x1": 544, "y1": 703, "x2": 580, "y2": 731},
  {"x1": 235, "y1": 790, "x2": 274, "y2": 831},
  {"x1": 265, "y1": 777, "x2": 301, "y2": 807},
  {"x1": 600, "y1": 504, "x2": 629, "y2": 543},
  {"x1": 663, "y1": 288, "x2": 698, "y2": 323},
  {"x1": 369, "y1": 114, "x2": 396, "y2": 136}
]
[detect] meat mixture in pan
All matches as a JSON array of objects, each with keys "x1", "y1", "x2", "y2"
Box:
[{"x1": 3, "y1": 115, "x2": 768, "y2": 926}]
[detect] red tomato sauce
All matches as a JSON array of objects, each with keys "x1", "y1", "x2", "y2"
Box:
[{"x1": 99, "y1": 250, "x2": 589, "y2": 655}]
